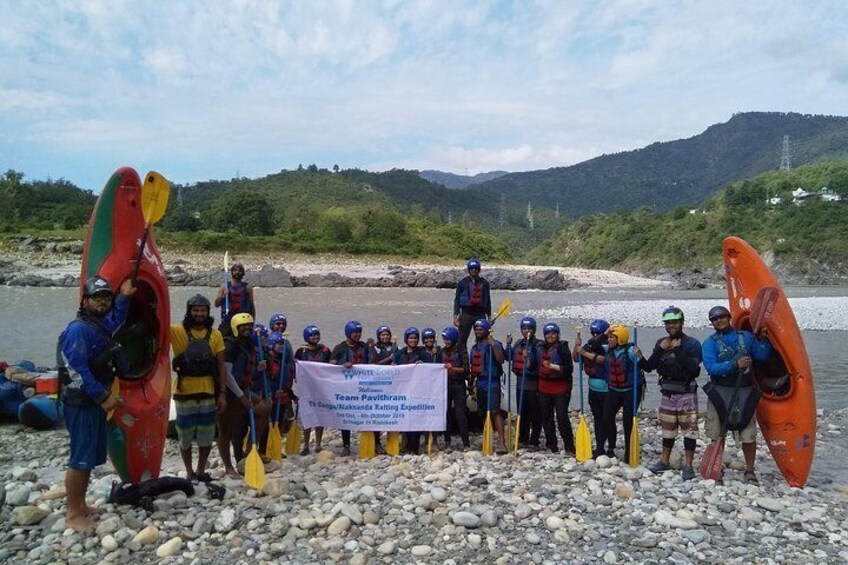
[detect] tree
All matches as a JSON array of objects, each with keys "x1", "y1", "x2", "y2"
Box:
[
  {"x1": 209, "y1": 189, "x2": 274, "y2": 235},
  {"x1": 333, "y1": 164, "x2": 339, "y2": 173}
]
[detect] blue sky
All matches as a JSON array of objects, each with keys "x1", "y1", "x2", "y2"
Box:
[{"x1": 2, "y1": 0, "x2": 847, "y2": 192}]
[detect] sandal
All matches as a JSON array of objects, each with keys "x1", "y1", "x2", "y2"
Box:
[{"x1": 744, "y1": 471, "x2": 760, "y2": 486}]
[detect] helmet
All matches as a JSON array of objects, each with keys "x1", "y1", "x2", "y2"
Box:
[
  {"x1": 82, "y1": 276, "x2": 113, "y2": 298},
  {"x1": 267, "y1": 331, "x2": 286, "y2": 350},
  {"x1": 608, "y1": 324, "x2": 630, "y2": 345},
  {"x1": 520, "y1": 316, "x2": 537, "y2": 331},
  {"x1": 473, "y1": 319, "x2": 491, "y2": 336},
  {"x1": 303, "y1": 325, "x2": 321, "y2": 342},
  {"x1": 543, "y1": 322, "x2": 560, "y2": 336},
  {"x1": 441, "y1": 327, "x2": 459, "y2": 343},
  {"x1": 589, "y1": 319, "x2": 610, "y2": 335},
  {"x1": 404, "y1": 327, "x2": 420, "y2": 343},
  {"x1": 422, "y1": 327, "x2": 437, "y2": 340},
  {"x1": 466, "y1": 258, "x2": 481, "y2": 272},
  {"x1": 186, "y1": 294, "x2": 211, "y2": 311},
  {"x1": 376, "y1": 325, "x2": 392, "y2": 339},
  {"x1": 708, "y1": 305, "x2": 731, "y2": 322},
  {"x1": 230, "y1": 312, "x2": 254, "y2": 335},
  {"x1": 344, "y1": 320, "x2": 363, "y2": 338},
  {"x1": 661, "y1": 306, "x2": 684, "y2": 322},
  {"x1": 269, "y1": 313, "x2": 287, "y2": 328}
]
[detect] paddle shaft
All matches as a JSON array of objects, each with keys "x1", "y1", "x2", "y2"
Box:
[
  {"x1": 274, "y1": 339, "x2": 287, "y2": 422},
  {"x1": 632, "y1": 327, "x2": 638, "y2": 416},
  {"x1": 255, "y1": 332, "x2": 270, "y2": 400},
  {"x1": 130, "y1": 225, "x2": 152, "y2": 285},
  {"x1": 577, "y1": 330, "x2": 584, "y2": 413}
]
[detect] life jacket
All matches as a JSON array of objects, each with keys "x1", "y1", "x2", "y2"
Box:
[
  {"x1": 511, "y1": 339, "x2": 538, "y2": 376},
  {"x1": 458, "y1": 278, "x2": 486, "y2": 309},
  {"x1": 337, "y1": 342, "x2": 370, "y2": 365},
  {"x1": 59, "y1": 315, "x2": 127, "y2": 407},
  {"x1": 470, "y1": 341, "x2": 501, "y2": 387},
  {"x1": 538, "y1": 341, "x2": 572, "y2": 395},
  {"x1": 425, "y1": 346, "x2": 441, "y2": 362},
  {"x1": 172, "y1": 328, "x2": 216, "y2": 385},
  {"x1": 395, "y1": 346, "x2": 425, "y2": 365},
  {"x1": 440, "y1": 347, "x2": 465, "y2": 383},
  {"x1": 709, "y1": 331, "x2": 751, "y2": 386},
  {"x1": 657, "y1": 335, "x2": 699, "y2": 394},
  {"x1": 582, "y1": 336, "x2": 607, "y2": 379},
  {"x1": 606, "y1": 345, "x2": 635, "y2": 389},
  {"x1": 222, "y1": 280, "x2": 251, "y2": 319},
  {"x1": 225, "y1": 336, "x2": 255, "y2": 388},
  {"x1": 296, "y1": 345, "x2": 331, "y2": 363},
  {"x1": 373, "y1": 344, "x2": 394, "y2": 363}
]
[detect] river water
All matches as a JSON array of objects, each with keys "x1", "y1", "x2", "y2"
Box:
[{"x1": 2, "y1": 285, "x2": 847, "y2": 485}]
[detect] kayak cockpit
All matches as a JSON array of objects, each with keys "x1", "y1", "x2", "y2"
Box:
[{"x1": 114, "y1": 280, "x2": 159, "y2": 380}]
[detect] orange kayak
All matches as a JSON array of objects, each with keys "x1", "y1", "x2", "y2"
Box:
[
  {"x1": 723, "y1": 236, "x2": 815, "y2": 487},
  {"x1": 80, "y1": 167, "x2": 171, "y2": 484}
]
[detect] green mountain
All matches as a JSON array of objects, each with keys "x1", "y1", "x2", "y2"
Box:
[
  {"x1": 419, "y1": 170, "x2": 509, "y2": 189},
  {"x1": 471, "y1": 112, "x2": 848, "y2": 218},
  {"x1": 0, "y1": 170, "x2": 97, "y2": 230},
  {"x1": 527, "y1": 160, "x2": 848, "y2": 277}
]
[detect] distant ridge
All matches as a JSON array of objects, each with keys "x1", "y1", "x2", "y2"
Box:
[{"x1": 419, "y1": 169, "x2": 509, "y2": 189}]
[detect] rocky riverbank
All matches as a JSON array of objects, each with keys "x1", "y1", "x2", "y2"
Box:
[{"x1": 2, "y1": 408, "x2": 848, "y2": 564}]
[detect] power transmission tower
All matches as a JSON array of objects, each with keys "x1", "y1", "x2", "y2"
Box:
[
  {"x1": 526, "y1": 201, "x2": 535, "y2": 230},
  {"x1": 498, "y1": 194, "x2": 507, "y2": 227},
  {"x1": 447, "y1": 210, "x2": 453, "y2": 224},
  {"x1": 779, "y1": 135, "x2": 791, "y2": 171},
  {"x1": 555, "y1": 202, "x2": 560, "y2": 219}
]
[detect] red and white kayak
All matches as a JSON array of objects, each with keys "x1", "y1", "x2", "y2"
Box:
[
  {"x1": 723, "y1": 236, "x2": 816, "y2": 487},
  {"x1": 80, "y1": 167, "x2": 171, "y2": 484}
]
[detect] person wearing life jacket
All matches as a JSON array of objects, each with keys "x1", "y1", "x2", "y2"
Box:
[
  {"x1": 259, "y1": 330, "x2": 296, "y2": 457},
  {"x1": 295, "y1": 325, "x2": 331, "y2": 455},
  {"x1": 330, "y1": 321, "x2": 372, "y2": 456},
  {"x1": 640, "y1": 307, "x2": 702, "y2": 480},
  {"x1": 536, "y1": 323, "x2": 576, "y2": 455},
  {"x1": 422, "y1": 327, "x2": 441, "y2": 361},
  {"x1": 215, "y1": 262, "x2": 255, "y2": 337},
  {"x1": 470, "y1": 319, "x2": 508, "y2": 453},
  {"x1": 440, "y1": 327, "x2": 470, "y2": 449},
  {"x1": 702, "y1": 305, "x2": 772, "y2": 485},
  {"x1": 170, "y1": 294, "x2": 227, "y2": 482},
  {"x1": 576, "y1": 324, "x2": 642, "y2": 462},
  {"x1": 370, "y1": 325, "x2": 396, "y2": 365},
  {"x1": 453, "y1": 258, "x2": 492, "y2": 356},
  {"x1": 510, "y1": 316, "x2": 543, "y2": 449},
  {"x1": 59, "y1": 275, "x2": 135, "y2": 532},
  {"x1": 393, "y1": 327, "x2": 428, "y2": 453},
  {"x1": 219, "y1": 313, "x2": 269, "y2": 477},
  {"x1": 573, "y1": 319, "x2": 616, "y2": 458}
]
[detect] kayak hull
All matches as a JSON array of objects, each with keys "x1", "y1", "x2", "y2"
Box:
[
  {"x1": 722, "y1": 236, "x2": 815, "y2": 487},
  {"x1": 81, "y1": 167, "x2": 171, "y2": 484},
  {"x1": 18, "y1": 395, "x2": 63, "y2": 430}
]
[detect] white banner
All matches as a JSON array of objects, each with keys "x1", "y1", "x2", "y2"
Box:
[{"x1": 294, "y1": 361, "x2": 447, "y2": 432}]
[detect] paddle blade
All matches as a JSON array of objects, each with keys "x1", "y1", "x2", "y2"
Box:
[
  {"x1": 629, "y1": 418, "x2": 640, "y2": 467},
  {"x1": 359, "y1": 432, "x2": 376, "y2": 459},
  {"x1": 512, "y1": 415, "x2": 521, "y2": 455},
  {"x1": 576, "y1": 416, "x2": 593, "y2": 462},
  {"x1": 482, "y1": 413, "x2": 494, "y2": 456},
  {"x1": 491, "y1": 298, "x2": 513, "y2": 324},
  {"x1": 224, "y1": 251, "x2": 230, "y2": 272},
  {"x1": 751, "y1": 286, "x2": 779, "y2": 333},
  {"x1": 245, "y1": 445, "x2": 266, "y2": 490},
  {"x1": 385, "y1": 432, "x2": 400, "y2": 456},
  {"x1": 141, "y1": 171, "x2": 170, "y2": 225},
  {"x1": 427, "y1": 433, "x2": 433, "y2": 456},
  {"x1": 266, "y1": 424, "x2": 283, "y2": 462},
  {"x1": 700, "y1": 438, "x2": 725, "y2": 481},
  {"x1": 285, "y1": 420, "x2": 302, "y2": 456}
]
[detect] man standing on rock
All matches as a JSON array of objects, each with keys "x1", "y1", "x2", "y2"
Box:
[
  {"x1": 640, "y1": 307, "x2": 702, "y2": 480},
  {"x1": 702, "y1": 305, "x2": 772, "y2": 485},
  {"x1": 170, "y1": 294, "x2": 227, "y2": 482},
  {"x1": 59, "y1": 276, "x2": 135, "y2": 532},
  {"x1": 453, "y1": 259, "x2": 491, "y2": 357},
  {"x1": 215, "y1": 262, "x2": 255, "y2": 337}
]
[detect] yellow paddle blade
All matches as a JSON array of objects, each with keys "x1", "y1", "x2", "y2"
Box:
[
  {"x1": 385, "y1": 432, "x2": 400, "y2": 456},
  {"x1": 492, "y1": 298, "x2": 513, "y2": 323},
  {"x1": 359, "y1": 432, "x2": 376, "y2": 459},
  {"x1": 629, "y1": 418, "x2": 640, "y2": 467},
  {"x1": 141, "y1": 171, "x2": 170, "y2": 225},
  {"x1": 106, "y1": 379, "x2": 121, "y2": 421},
  {"x1": 266, "y1": 424, "x2": 283, "y2": 462},
  {"x1": 482, "y1": 413, "x2": 494, "y2": 456},
  {"x1": 427, "y1": 433, "x2": 433, "y2": 456},
  {"x1": 576, "y1": 416, "x2": 593, "y2": 462},
  {"x1": 512, "y1": 415, "x2": 522, "y2": 455},
  {"x1": 245, "y1": 446, "x2": 266, "y2": 490},
  {"x1": 285, "y1": 421, "x2": 302, "y2": 456}
]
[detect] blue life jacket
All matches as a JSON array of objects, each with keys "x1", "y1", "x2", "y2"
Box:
[{"x1": 708, "y1": 331, "x2": 750, "y2": 386}]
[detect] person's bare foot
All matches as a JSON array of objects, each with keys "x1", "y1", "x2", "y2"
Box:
[
  {"x1": 84, "y1": 505, "x2": 103, "y2": 516},
  {"x1": 225, "y1": 467, "x2": 241, "y2": 478},
  {"x1": 66, "y1": 512, "x2": 95, "y2": 532}
]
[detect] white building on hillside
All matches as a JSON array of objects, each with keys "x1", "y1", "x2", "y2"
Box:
[{"x1": 820, "y1": 187, "x2": 842, "y2": 202}]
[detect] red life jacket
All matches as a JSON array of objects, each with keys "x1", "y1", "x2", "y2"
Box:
[
  {"x1": 470, "y1": 342, "x2": 500, "y2": 387},
  {"x1": 539, "y1": 342, "x2": 570, "y2": 395},
  {"x1": 225, "y1": 281, "x2": 252, "y2": 316},
  {"x1": 606, "y1": 347, "x2": 632, "y2": 389},
  {"x1": 349, "y1": 343, "x2": 368, "y2": 365},
  {"x1": 512, "y1": 344, "x2": 527, "y2": 376},
  {"x1": 459, "y1": 279, "x2": 486, "y2": 308},
  {"x1": 441, "y1": 347, "x2": 464, "y2": 382},
  {"x1": 296, "y1": 345, "x2": 331, "y2": 363}
]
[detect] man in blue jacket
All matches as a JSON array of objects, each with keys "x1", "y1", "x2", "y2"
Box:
[
  {"x1": 60, "y1": 275, "x2": 135, "y2": 532},
  {"x1": 453, "y1": 259, "x2": 492, "y2": 356},
  {"x1": 702, "y1": 305, "x2": 772, "y2": 485}
]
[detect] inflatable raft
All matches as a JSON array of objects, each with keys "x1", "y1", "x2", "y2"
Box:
[
  {"x1": 81, "y1": 167, "x2": 171, "y2": 484},
  {"x1": 723, "y1": 236, "x2": 816, "y2": 487}
]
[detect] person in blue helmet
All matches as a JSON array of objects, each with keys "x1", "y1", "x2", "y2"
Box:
[
  {"x1": 573, "y1": 319, "x2": 615, "y2": 457},
  {"x1": 470, "y1": 319, "x2": 508, "y2": 453},
  {"x1": 214, "y1": 262, "x2": 255, "y2": 337},
  {"x1": 295, "y1": 325, "x2": 331, "y2": 454},
  {"x1": 421, "y1": 327, "x2": 441, "y2": 360},
  {"x1": 537, "y1": 323, "x2": 576, "y2": 455},
  {"x1": 439, "y1": 327, "x2": 470, "y2": 449},
  {"x1": 509, "y1": 316, "x2": 543, "y2": 449},
  {"x1": 394, "y1": 327, "x2": 428, "y2": 453},
  {"x1": 330, "y1": 321, "x2": 372, "y2": 456},
  {"x1": 453, "y1": 258, "x2": 492, "y2": 356},
  {"x1": 259, "y1": 331, "x2": 295, "y2": 457},
  {"x1": 702, "y1": 305, "x2": 771, "y2": 485},
  {"x1": 370, "y1": 325, "x2": 396, "y2": 365},
  {"x1": 59, "y1": 275, "x2": 135, "y2": 532}
]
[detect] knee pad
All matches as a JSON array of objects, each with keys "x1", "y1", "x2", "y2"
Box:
[
  {"x1": 684, "y1": 438, "x2": 696, "y2": 452},
  {"x1": 662, "y1": 438, "x2": 676, "y2": 448}
]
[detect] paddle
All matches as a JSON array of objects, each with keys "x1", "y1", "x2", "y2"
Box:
[
  {"x1": 482, "y1": 344, "x2": 494, "y2": 456},
  {"x1": 223, "y1": 251, "x2": 230, "y2": 316},
  {"x1": 266, "y1": 337, "x2": 287, "y2": 461},
  {"x1": 505, "y1": 336, "x2": 514, "y2": 452},
  {"x1": 575, "y1": 326, "x2": 592, "y2": 462},
  {"x1": 254, "y1": 330, "x2": 273, "y2": 462},
  {"x1": 131, "y1": 172, "x2": 169, "y2": 284},
  {"x1": 357, "y1": 346, "x2": 377, "y2": 460},
  {"x1": 629, "y1": 326, "x2": 640, "y2": 468},
  {"x1": 244, "y1": 406, "x2": 266, "y2": 490},
  {"x1": 427, "y1": 432, "x2": 433, "y2": 456},
  {"x1": 513, "y1": 349, "x2": 528, "y2": 455},
  {"x1": 490, "y1": 298, "x2": 513, "y2": 326}
]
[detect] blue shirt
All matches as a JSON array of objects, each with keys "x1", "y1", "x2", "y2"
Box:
[{"x1": 702, "y1": 328, "x2": 771, "y2": 381}]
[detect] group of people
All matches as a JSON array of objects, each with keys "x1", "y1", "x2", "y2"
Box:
[{"x1": 56, "y1": 258, "x2": 773, "y2": 532}]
